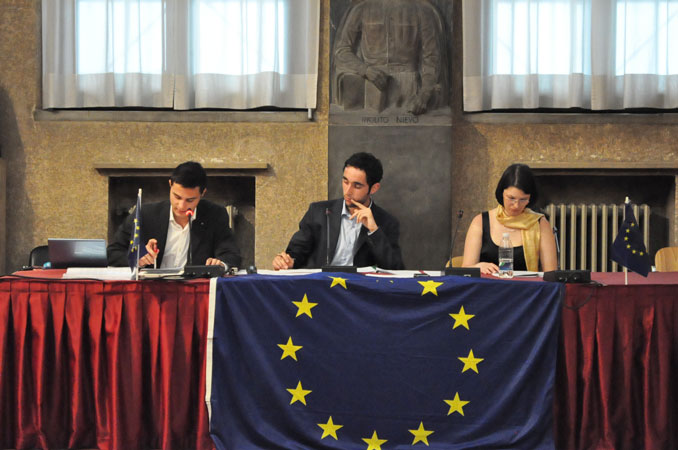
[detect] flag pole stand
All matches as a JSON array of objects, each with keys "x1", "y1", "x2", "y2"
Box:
[
  {"x1": 135, "y1": 188, "x2": 142, "y2": 281},
  {"x1": 623, "y1": 196, "x2": 629, "y2": 286}
]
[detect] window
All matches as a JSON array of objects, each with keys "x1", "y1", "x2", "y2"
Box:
[
  {"x1": 463, "y1": 0, "x2": 678, "y2": 111},
  {"x1": 42, "y1": 0, "x2": 319, "y2": 110}
]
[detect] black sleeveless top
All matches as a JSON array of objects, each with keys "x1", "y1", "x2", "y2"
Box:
[{"x1": 479, "y1": 211, "x2": 528, "y2": 271}]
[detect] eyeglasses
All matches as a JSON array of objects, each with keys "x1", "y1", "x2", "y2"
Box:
[{"x1": 503, "y1": 193, "x2": 530, "y2": 205}]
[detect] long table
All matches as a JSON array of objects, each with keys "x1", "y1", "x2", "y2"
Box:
[{"x1": 1, "y1": 271, "x2": 676, "y2": 449}]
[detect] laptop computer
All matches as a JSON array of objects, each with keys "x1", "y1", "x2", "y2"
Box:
[{"x1": 48, "y1": 238, "x2": 108, "y2": 268}]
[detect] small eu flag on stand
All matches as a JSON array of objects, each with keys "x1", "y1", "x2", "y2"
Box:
[
  {"x1": 127, "y1": 188, "x2": 145, "y2": 275},
  {"x1": 611, "y1": 201, "x2": 651, "y2": 277}
]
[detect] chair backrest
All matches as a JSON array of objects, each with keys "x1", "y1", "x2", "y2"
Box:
[
  {"x1": 655, "y1": 247, "x2": 678, "y2": 272},
  {"x1": 29, "y1": 245, "x2": 49, "y2": 267}
]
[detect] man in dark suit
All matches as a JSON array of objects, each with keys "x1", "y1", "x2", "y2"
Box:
[
  {"x1": 107, "y1": 161, "x2": 241, "y2": 269},
  {"x1": 272, "y1": 152, "x2": 404, "y2": 270}
]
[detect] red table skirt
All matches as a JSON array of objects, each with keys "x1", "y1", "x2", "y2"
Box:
[
  {"x1": 1, "y1": 273, "x2": 677, "y2": 449},
  {"x1": 555, "y1": 275, "x2": 678, "y2": 450},
  {"x1": 0, "y1": 277, "x2": 214, "y2": 450}
]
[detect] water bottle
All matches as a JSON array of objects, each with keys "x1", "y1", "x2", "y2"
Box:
[{"x1": 498, "y1": 232, "x2": 514, "y2": 278}]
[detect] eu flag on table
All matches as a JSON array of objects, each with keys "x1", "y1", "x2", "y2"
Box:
[
  {"x1": 611, "y1": 203, "x2": 651, "y2": 276},
  {"x1": 127, "y1": 191, "x2": 144, "y2": 271},
  {"x1": 206, "y1": 274, "x2": 563, "y2": 449}
]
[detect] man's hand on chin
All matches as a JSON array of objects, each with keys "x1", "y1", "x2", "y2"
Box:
[{"x1": 348, "y1": 199, "x2": 378, "y2": 233}]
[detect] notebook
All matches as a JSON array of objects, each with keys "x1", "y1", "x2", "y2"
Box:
[{"x1": 47, "y1": 238, "x2": 108, "y2": 269}]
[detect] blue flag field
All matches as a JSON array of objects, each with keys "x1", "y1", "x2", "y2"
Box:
[
  {"x1": 611, "y1": 203, "x2": 651, "y2": 276},
  {"x1": 206, "y1": 274, "x2": 563, "y2": 449}
]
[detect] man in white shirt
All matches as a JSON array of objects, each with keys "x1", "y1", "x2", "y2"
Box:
[{"x1": 107, "y1": 161, "x2": 241, "y2": 269}]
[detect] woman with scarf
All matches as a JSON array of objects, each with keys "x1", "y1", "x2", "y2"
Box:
[{"x1": 461, "y1": 164, "x2": 557, "y2": 275}]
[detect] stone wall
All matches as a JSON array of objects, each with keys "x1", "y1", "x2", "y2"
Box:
[{"x1": 1, "y1": 0, "x2": 677, "y2": 272}]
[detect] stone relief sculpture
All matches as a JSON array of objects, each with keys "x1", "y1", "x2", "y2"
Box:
[{"x1": 332, "y1": 0, "x2": 448, "y2": 115}]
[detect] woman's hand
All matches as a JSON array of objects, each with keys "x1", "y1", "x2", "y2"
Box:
[{"x1": 476, "y1": 262, "x2": 499, "y2": 275}]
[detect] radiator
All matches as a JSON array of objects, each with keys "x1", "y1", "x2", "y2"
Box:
[{"x1": 545, "y1": 203, "x2": 650, "y2": 272}]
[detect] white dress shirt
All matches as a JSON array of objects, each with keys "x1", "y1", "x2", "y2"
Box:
[
  {"x1": 330, "y1": 200, "x2": 373, "y2": 266},
  {"x1": 160, "y1": 207, "x2": 196, "y2": 268}
]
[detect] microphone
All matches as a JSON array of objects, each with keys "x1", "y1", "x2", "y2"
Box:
[
  {"x1": 181, "y1": 208, "x2": 226, "y2": 279},
  {"x1": 186, "y1": 209, "x2": 194, "y2": 266},
  {"x1": 321, "y1": 205, "x2": 356, "y2": 273},
  {"x1": 444, "y1": 210, "x2": 478, "y2": 277},
  {"x1": 553, "y1": 225, "x2": 561, "y2": 270},
  {"x1": 446, "y1": 210, "x2": 464, "y2": 268},
  {"x1": 326, "y1": 208, "x2": 331, "y2": 266}
]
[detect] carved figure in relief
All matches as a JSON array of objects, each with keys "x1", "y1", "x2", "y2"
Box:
[{"x1": 332, "y1": 0, "x2": 447, "y2": 115}]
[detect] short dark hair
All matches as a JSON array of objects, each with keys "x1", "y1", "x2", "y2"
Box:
[
  {"x1": 494, "y1": 163, "x2": 539, "y2": 208},
  {"x1": 170, "y1": 161, "x2": 207, "y2": 192},
  {"x1": 343, "y1": 152, "x2": 383, "y2": 188}
]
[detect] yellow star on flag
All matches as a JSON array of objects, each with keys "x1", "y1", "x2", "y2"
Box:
[
  {"x1": 449, "y1": 306, "x2": 474, "y2": 330},
  {"x1": 277, "y1": 337, "x2": 302, "y2": 361},
  {"x1": 317, "y1": 416, "x2": 343, "y2": 440},
  {"x1": 362, "y1": 430, "x2": 387, "y2": 450},
  {"x1": 292, "y1": 294, "x2": 317, "y2": 318},
  {"x1": 286, "y1": 381, "x2": 311, "y2": 405},
  {"x1": 459, "y1": 349, "x2": 484, "y2": 373},
  {"x1": 409, "y1": 422, "x2": 434, "y2": 445},
  {"x1": 418, "y1": 280, "x2": 443, "y2": 296},
  {"x1": 329, "y1": 276, "x2": 348, "y2": 289},
  {"x1": 444, "y1": 392, "x2": 470, "y2": 416}
]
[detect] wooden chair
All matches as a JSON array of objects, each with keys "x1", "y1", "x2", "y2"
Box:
[
  {"x1": 655, "y1": 247, "x2": 678, "y2": 272},
  {"x1": 445, "y1": 256, "x2": 465, "y2": 268}
]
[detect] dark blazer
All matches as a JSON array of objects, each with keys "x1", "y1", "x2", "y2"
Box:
[
  {"x1": 285, "y1": 198, "x2": 404, "y2": 270},
  {"x1": 107, "y1": 199, "x2": 241, "y2": 268}
]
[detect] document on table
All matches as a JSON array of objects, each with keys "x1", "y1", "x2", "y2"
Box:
[
  {"x1": 62, "y1": 267, "x2": 135, "y2": 280},
  {"x1": 233, "y1": 268, "x2": 444, "y2": 278},
  {"x1": 250, "y1": 269, "x2": 322, "y2": 276}
]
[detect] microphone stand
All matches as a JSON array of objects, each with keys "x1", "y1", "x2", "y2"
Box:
[
  {"x1": 186, "y1": 209, "x2": 193, "y2": 266},
  {"x1": 321, "y1": 205, "x2": 356, "y2": 273},
  {"x1": 553, "y1": 225, "x2": 560, "y2": 270},
  {"x1": 444, "y1": 210, "x2": 479, "y2": 277},
  {"x1": 445, "y1": 210, "x2": 463, "y2": 270},
  {"x1": 326, "y1": 208, "x2": 330, "y2": 267},
  {"x1": 182, "y1": 208, "x2": 226, "y2": 278}
]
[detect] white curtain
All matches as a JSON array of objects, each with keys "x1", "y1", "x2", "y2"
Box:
[
  {"x1": 463, "y1": 0, "x2": 678, "y2": 111},
  {"x1": 42, "y1": 0, "x2": 319, "y2": 110}
]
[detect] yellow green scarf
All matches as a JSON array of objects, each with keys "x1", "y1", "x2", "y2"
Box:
[{"x1": 496, "y1": 206, "x2": 543, "y2": 272}]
